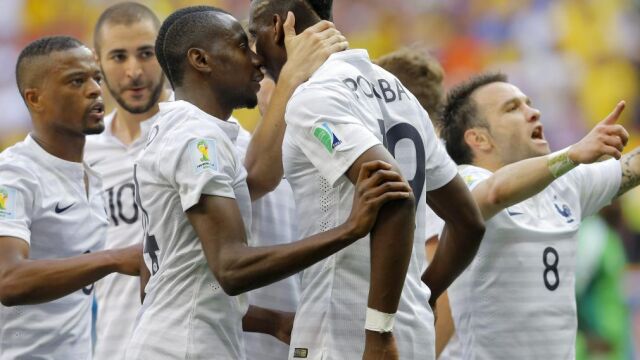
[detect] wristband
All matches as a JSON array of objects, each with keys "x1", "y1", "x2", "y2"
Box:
[
  {"x1": 547, "y1": 147, "x2": 577, "y2": 178},
  {"x1": 364, "y1": 307, "x2": 395, "y2": 333}
]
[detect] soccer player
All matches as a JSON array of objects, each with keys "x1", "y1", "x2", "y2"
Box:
[
  {"x1": 0, "y1": 36, "x2": 140, "y2": 359},
  {"x1": 436, "y1": 72, "x2": 637, "y2": 359},
  {"x1": 248, "y1": 1, "x2": 486, "y2": 358},
  {"x1": 125, "y1": 6, "x2": 410, "y2": 359},
  {"x1": 84, "y1": 3, "x2": 172, "y2": 359}
]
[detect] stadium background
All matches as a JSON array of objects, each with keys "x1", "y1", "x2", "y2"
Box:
[{"x1": 0, "y1": 0, "x2": 638, "y2": 358}]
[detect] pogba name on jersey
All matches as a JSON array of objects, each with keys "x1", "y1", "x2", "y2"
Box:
[{"x1": 342, "y1": 75, "x2": 409, "y2": 103}]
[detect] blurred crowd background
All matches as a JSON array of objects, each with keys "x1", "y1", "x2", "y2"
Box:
[{"x1": 0, "y1": 0, "x2": 639, "y2": 358}]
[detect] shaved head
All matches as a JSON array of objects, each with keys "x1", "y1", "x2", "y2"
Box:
[
  {"x1": 94, "y1": 2, "x2": 160, "y2": 54},
  {"x1": 16, "y1": 36, "x2": 85, "y2": 100},
  {"x1": 155, "y1": 5, "x2": 233, "y2": 88},
  {"x1": 251, "y1": 0, "x2": 324, "y2": 34}
]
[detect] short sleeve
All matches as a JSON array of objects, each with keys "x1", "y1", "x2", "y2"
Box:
[
  {"x1": 285, "y1": 84, "x2": 381, "y2": 186},
  {"x1": 422, "y1": 113, "x2": 457, "y2": 191},
  {"x1": 0, "y1": 164, "x2": 36, "y2": 244},
  {"x1": 458, "y1": 165, "x2": 493, "y2": 191},
  {"x1": 163, "y1": 135, "x2": 238, "y2": 211},
  {"x1": 564, "y1": 159, "x2": 621, "y2": 218}
]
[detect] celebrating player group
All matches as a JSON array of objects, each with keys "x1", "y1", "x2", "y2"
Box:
[{"x1": 0, "y1": 1, "x2": 638, "y2": 359}]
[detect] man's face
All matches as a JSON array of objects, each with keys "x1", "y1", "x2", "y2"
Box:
[
  {"x1": 472, "y1": 82, "x2": 549, "y2": 165},
  {"x1": 97, "y1": 19, "x2": 165, "y2": 114},
  {"x1": 206, "y1": 13, "x2": 264, "y2": 110},
  {"x1": 38, "y1": 47, "x2": 105, "y2": 135},
  {"x1": 248, "y1": 3, "x2": 287, "y2": 81}
]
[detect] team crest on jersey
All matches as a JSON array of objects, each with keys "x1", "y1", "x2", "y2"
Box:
[
  {"x1": 0, "y1": 186, "x2": 17, "y2": 219},
  {"x1": 190, "y1": 138, "x2": 219, "y2": 174},
  {"x1": 553, "y1": 195, "x2": 574, "y2": 223},
  {"x1": 312, "y1": 122, "x2": 342, "y2": 154}
]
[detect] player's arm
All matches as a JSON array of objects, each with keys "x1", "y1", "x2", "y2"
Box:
[
  {"x1": 342, "y1": 146, "x2": 415, "y2": 358},
  {"x1": 616, "y1": 147, "x2": 640, "y2": 196},
  {"x1": 245, "y1": 13, "x2": 348, "y2": 200},
  {"x1": 242, "y1": 305, "x2": 294, "y2": 344},
  {"x1": 0, "y1": 237, "x2": 140, "y2": 306},
  {"x1": 186, "y1": 161, "x2": 411, "y2": 295},
  {"x1": 421, "y1": 175, "x2": 485, "y2": 307},
  {"x1": 473, "y1": 101, "x2": 628, "y2": 220}
]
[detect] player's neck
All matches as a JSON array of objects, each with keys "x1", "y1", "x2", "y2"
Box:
[
  {"x1": 473, "y1": 156, "x2": 503, "y2": 172},
  {"x1": 174, "y1": 87, "x2": 232, "y2": 122},
  {"x1": 112, "y1": 89, "x2": 171, "y2": 145},
  {"x1": 31, "y1": 128, "x2": 85, "y2": 163}
]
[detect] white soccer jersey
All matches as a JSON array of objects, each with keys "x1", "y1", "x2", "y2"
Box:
[
  {"x1": 283, "y1": 49, "x2": 457, "y2": 360},
  {"x1": 234, "y1": 123, "x2": 301, "y2": 360},
  {"x1": 0, "y1": 134, "x2": 107, "y2": 359},
  {"x1": 125, "y1": 100, "x2": 252, "y2": 359},
  {"x1": 441, "y1": 160, "x2": 621, "y2": 360},
  {"x1": 84, "y1": 106, "x2": 165, "y2": 360}
]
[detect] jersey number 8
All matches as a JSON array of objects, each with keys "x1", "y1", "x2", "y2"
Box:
[{"x1": 543, "y1": 246, "x2": 559, "y2": 291}]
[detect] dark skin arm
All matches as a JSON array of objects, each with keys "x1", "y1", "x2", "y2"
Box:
[
  {"x1": 186, "y1": 160, "x2": 412, "y2": 296},
  {"x1": 345, "y1": 145, "x2": 415, "y2": 359},
  {"x1": 0, "y1": 237, "x2": 141, "y2": 306},
  {"x1": 422, "y1": 175, "x2": 485, "y2": 307},
  {"x1": 242, "y1": 305, "x2": 294, "y2": 344}
]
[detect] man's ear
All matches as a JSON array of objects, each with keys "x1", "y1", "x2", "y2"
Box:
[
  {"x1": 273, "y1": 14, "x2": 285, "y2": 46},
  {"x1": 464, "y1": 127, "x2": 493, "y2": 153},
  {"x1": 186, "y1": 48, "x2": 211, "y2": 75},
  {"x1": 24, "y1": 88, "x2": 43, "y2": 114}
]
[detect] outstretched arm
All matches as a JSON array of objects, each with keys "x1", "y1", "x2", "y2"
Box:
[
  {"x1": 616, "y1": 147, "x2": 640, "y2": 197},
  {"x1": 187, "y1": 161, "x2": 411, "y2": 296},
  {"x1": 0, "y1": 237, "x2": 140, "y2": 306},
  {"x1": 474, "y1": 101, "x2": 628, "y2": 220},
  {"x1": 245, "y1": 13, "x2": 348, "y2": 200}
]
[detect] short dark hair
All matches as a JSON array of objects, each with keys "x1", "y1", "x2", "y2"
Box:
[
  {"x1": 307, "y1": 0, "x2": 333, "y2": 20},
  {"x1": 15, "y1": 36, "x2": 85, "y2": 98},
  {"x1": 376, "y1": 48, "x2": 444, "y2": 123},
  {"x1": 441, "y1": 72, "x2": 508, "y2": 165},
  {"x1": 94, "y1": 2, "x2": 161, "y2": 54},
  {"x1": 155, "y1": 5, "x2": 229, "y2": 88},
  {"x1": 251, "y1": 0, "x2": 328, "y2": 33}
]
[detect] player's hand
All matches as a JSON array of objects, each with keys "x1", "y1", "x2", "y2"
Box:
[
  {"x1": 273, "y1": 311, "x2": 295, "y2": 344},
  {"x1": 112, "y1": 244, "x2": 143, "y2": 276},
  {"x1": 568, "y1": 101, "x2": 628, "y2": 163},
  {"x1": 345, "y1": 161, "x2": 413, "y2": 239},
  {"x1": 363, "y1": 331, "x2": 399, "y2": 360},
  {"x1": 280, "y1": 11, "x2": 348, "y2": 86}
]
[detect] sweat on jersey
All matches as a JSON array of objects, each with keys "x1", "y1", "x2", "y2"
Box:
[
  {"x1": 0, "y1": 134, "x2": 107, "y2": 360},
  {"x1": 84, "y1": 108, "x2": 163, "y2": 360},
  {"x1": 125, "y1": 100, "x2": 252, "y2": 359},
  {"x1": 282, "y1": 49, "x2": 458, "y2": 360},
  {"x1": 438, "y1": 160, "x2": 621, "y2": 360}
]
